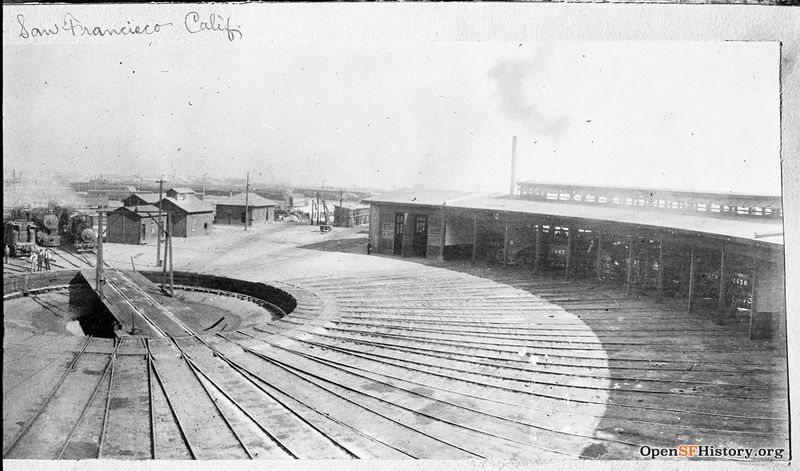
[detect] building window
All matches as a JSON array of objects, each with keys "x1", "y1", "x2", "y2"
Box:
[
  {"x1": 204, "y1": 222, "x2": 208, "y2": 230},
  {"x1": 415, "y1": 216, "x2": 427, "y2": 233}
]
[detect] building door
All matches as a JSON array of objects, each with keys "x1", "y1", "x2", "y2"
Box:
[
  {"x1": 412, "y1": 215, "x2": 428, "y2": 257},
  {"x1": 240, "y1": 211, "x2": 246, "y2": 224},
  {"x1": 141, "y1": 224, "x2": 147, "y2": 244},
  {"x1": 393, "y1": 213, "x2": 405, "y2": 255}
]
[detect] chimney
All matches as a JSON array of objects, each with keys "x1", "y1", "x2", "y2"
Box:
[{"x1": 509, "y1": 136, "x2": 518, "y2": 196}]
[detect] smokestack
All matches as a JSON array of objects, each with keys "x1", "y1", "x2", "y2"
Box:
[{"x1": 509, "y1": 136, "x2": 518, "y2": 196}]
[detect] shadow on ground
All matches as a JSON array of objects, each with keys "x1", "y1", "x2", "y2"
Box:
[{"x1": 298, "y1": 235, "x2": 369, "y2": 255}]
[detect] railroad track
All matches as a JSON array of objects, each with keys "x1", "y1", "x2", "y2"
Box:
[
  {"x1": 3, "y1": 258, "x2": 789, "y2": 459},
  {"x1": 99, "y1": 266, "x2": 367, "y2": 459},
  {"x1": 239, "y1": 324, "x2": 786, "y2": 441}
]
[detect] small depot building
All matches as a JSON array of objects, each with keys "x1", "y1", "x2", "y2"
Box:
[
  {"x1": 106, "y1": 205, "x2": 165, "y2": 245},
  {"x1": 214, "y1": 192, "x2": 277, "y2": 226},
  {"x1": 334, "y1": 203, "x2": 370, "y2": 227},
  {"x1": 159, "y1": 188, "x2": 214, "y2": 237},
  {"x1": 363, "y1": 184, "x2": 786, "y2": 340}
]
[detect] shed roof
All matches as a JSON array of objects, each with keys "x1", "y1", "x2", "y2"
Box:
[
  {"x1": 216, "y1": 192, "x2": 278, "y2": 207},
  {"x1": 111, "y1": 205, "x2": 165, "y2": 217},
  {"x1": 127, "y1": 193, "x2": 161, "y2": 204},
  {"x1": 453, "y1": 194, "x2": 784, "y2": 246},
  {"x1": 162, "y1": 197, "x2": 214, "y2": 214},
  {"x1": 169, "y1": 187, "x2": 196, "y2": 194},
  {"x1": 362, "y1": 188, "x2": 475, "y2": 206},
  {"x1": 516, "y1": 180, "x2": 783, "y2": 203},
  {"x1": 335, "y1": 202, "x2": 371, "y2": 210}
]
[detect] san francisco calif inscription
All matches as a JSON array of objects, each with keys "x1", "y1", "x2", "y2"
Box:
[{"x1": 16, "y1": 12, "x2": 243, "y2": 42}]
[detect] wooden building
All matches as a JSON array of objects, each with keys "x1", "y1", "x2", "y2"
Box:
[
  {"x1": 214, "y1": 192, "x2": 277, "y2": 226},
  {"x1": 122, "y1": 193, "x2": 161, "y2": 207},
  {"x1": 106, "y1": 205, "x2": 165, "y2": 245},
  {"x1": 159, "y1": 188, "x2": 214, "y2": 237},
  {"x1": 364, "y1": 184, "x2": 785, "y2": 341},
  {"x1": 334, "y1": 203, "x2": 370, "y2": 227},
  {"x1": 84, "y1": 185, "x2": 138, "y2": 206}
]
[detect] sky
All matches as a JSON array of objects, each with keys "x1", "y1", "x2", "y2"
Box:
[{"x1": 2, "y1": 40, "x2": 781, "y2": 194}]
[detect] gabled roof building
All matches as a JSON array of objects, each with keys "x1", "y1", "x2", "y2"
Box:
[{"x1": 214, "y1": 192, "x2": 278, "y2": 226}]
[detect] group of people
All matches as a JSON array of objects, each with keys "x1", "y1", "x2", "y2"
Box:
[{"x1": 28, "y1": 248, "x2": 53, "y2": 272}]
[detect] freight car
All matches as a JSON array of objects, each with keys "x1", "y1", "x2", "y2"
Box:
[{"x1": 4, "y1": 220, "x2": 37, "y2": 257}]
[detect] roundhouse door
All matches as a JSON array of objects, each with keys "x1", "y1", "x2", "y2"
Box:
[
  {"x1": 394, "y1": 213, "x2": 404, "y2": 255},
  {"x1": 412, "y1": 215, "x2": 428, "y2": 257}
]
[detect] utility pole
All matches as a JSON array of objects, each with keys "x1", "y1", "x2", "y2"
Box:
[
  {"x1": 244, "y1": 172, "x2": 250, "y2": 231},
  {"x1": 338, "y1": 189, "x2": 343, "y2": 227},
  {"x1": 95, "y1": 210, "x2": 104, "y2": 297},
  {"x1": 316, "y1": 191, "x2": 320, "y2": 225},
  {"x1": 168, "y1": 214, "x2": 174, "y2": 296},
  {"x1": 156, "y1": 177, "x2": 165, "y2": 267},
  {"x1": 161, "y1": 213, "x2": 169, "y2": 292}
]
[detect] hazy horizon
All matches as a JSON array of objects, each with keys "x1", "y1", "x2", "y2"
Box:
[{"x1": 3, "y1": 41, "x2": 781, "y2": 195}]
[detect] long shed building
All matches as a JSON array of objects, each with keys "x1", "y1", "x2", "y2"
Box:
[
  {"x1": 214, "y1": 192, "x2": 277, "y2": 226},
  {"x1": 363, "y1": 183, "x2": 785, "y2": 340}
]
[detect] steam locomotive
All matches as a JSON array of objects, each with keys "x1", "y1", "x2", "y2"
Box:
[
  {"x1": 35, "y1": 213, "x2": 62, "y2": 247},
  {"x1": 67, "y1": 214, "x2": 98, "y2": 252},
  {"x1": 3, "y1": 210, "x2": 97, "y2": 256},
  {"x1": 3, "y1": 220, "x2": 37, "y2": 257}
]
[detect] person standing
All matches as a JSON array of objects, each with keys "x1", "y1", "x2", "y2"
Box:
[
  {"x1": 29, "y1": 250, "x2": 38, "y2": 272},
  {"x1": 43, "y1": 248, "x2": 52, "y2": 271},
  {"x1": 3, "y1": 244, "x2": 8, "y2": 264},
  {"x1": 37, "y1": 249, "x2": 44, "y2": 272},
  {"x1": 366, "y1": 242, "x2": 372, "y2": 255}
]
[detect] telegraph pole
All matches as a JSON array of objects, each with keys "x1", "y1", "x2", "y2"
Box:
[
  {"x1": 95, "y1": 210, "x2": 104, "y2": 297},
  {"x1": 161, "y1": 213, "x2": 169, "y2": 292},
  {"x1": 338, "y1": 189, "x2": 343, "y2": 227},
  {"x1": 316, "y1": 191, "x2": 320, "y2": 225},
  {"x1": 156, "y1": 177, "x2": 165, "y2": 267},
  {"x1": 244, "y1": 172, "x2": 250, "y2": 231},
  {"x1": 168, "y1": 214, "x2": 174, "y2": 296}
]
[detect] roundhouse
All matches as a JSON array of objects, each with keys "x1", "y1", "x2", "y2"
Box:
[{"x1": 363, "y1": 183, "x2": 785, "y2": 340}]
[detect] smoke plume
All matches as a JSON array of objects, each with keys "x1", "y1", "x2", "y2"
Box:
[{"x1": 487, "y1": 56, "x2": 570, "y2": 138}]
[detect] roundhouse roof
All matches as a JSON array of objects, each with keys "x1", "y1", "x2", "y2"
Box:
[{"x1": 364, "y1": 189, "x2": 784, "y2": 247}]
